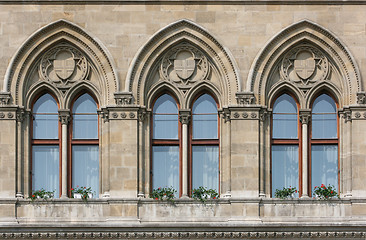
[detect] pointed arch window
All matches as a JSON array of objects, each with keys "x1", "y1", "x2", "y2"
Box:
[
  {"x1": 191, "y1": 94, "x2": 219, "y2": 192},
  {"x1": 32, "y1": 93, "x2": 60, "y2": 197},
  {"x1": 271, "y1": 94, "x2": 299, "y2": 197},
  {"x1": 310, "y1": 94, "x2": 338, "y2": 193},
  {"x1": 151, "y1": 94, "x2": 180, "y2": 195},
  {"x1": 70, "y1": 93, "x2": 99, "y2": 197}
]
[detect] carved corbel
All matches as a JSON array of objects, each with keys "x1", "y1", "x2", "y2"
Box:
[
  {"x1": 259, "y1": 109, "x2": 268, "y2": 122},
  {"x1": 16, "y1": 108, "x2": 25, "y2": 123},
  {"x1": 0, "y1": 92, "x2": 11, "y2": 106},
  {"x1": 179, "y1": 110, "x2": 191, "y2": 125},
  {"x1": 357, "y1": 92, "x2": 366, "y2": 104},
  {"x1": 341, "y1": 109, "x2": 352, "y2": 123},
  {"x1": 299, "y1": 111, "x2": 311, "y2": 124},
  {"x1": 138, "y1": 109, "x2": 147, "y2": 123},
  {"x1": 236, "y1": 92, "x2": 255, "y2": 106},
  {"x1": 58, "y1": 110, "x2": 70, "y2": 125},
  {"x1": 114, "y1": 92, "x2": 134, "y2": 106}
]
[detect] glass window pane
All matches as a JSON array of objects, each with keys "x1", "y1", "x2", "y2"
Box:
[
  {"x1": 192, "y1": 146, "x2": 219, "y2": 192},
  {"x1": 152, "y1": 146, "x2": 179, "y2": 196},
  {"x1": 72, "y1": 145, "x2": 99, "y2": 197},
  {"x1": 311, "y1": 145, "x2": 338, "y2": 193},
  {"x1": 192, "y1": 94, "x2": 218, "y2": 139},
  {"x1": 33, "y1": 115, "x2": 59, "y2": 139},
  {"x1": 153, "y1": 94, "x2": 178, "y2": 140},
  {"x1": 32, "y1": 146, "x2": 59, "y2": 198},
  {"x1": 312, "y1": 94, "x2": 337, "y2": 139},
  {"x1": 73, "y1": 94, "x2": 98, "y2": 139},
  {"x1": 73, "y1": 115, "x2": 98, "y2": 139},
  {"x1": 33, "y1": 94, "x2": 58, "y2": 139},
  {"x1": 272, "y1": 94, "x2": 298, "y2": 139},
  {"x1": 272, "y1": 145, "x2": 299, "y2": 197}
]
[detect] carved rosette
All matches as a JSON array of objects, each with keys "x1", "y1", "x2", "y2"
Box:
[
  {"x1": 280, "y1": 45, "x2": 329, "y2": 93},
  {"x1": 39, "y1": 44, "x2": 89, "y2": 94},
  {"x1": 160, "y1": 43, "x2": 210, "y2": 92}
]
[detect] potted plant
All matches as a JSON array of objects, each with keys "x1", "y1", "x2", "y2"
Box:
[
  {"x1": 149, "y1": 187, "x2": 177, "y2": 203},
  {"x1": 274, "y1": 186, "x2": 298, "y2": 199},
  {"x1": 313, "y1": 184, "x2": 339, "y2": 200},
  {"x1": 71, "y1": 186, "x2": 94, "y2": 201},
  {"x1": 191, "y1": 186, "x2": 219, "y2": 203},
  {"x1": 29, "y1": 188, "x2": 54, "y2": 201}
]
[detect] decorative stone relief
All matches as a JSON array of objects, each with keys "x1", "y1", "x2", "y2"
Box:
[
  {"x1": 280, "y1": 45, "x2": 329, "y2": 93},
  {"x1": 114, "y1": 92, "x2": 134, "y2": 106},
  {"x1": 58, "y1": 110, "x2": 70, "y2": 125},
  {"x1": 160, "y1": 43, "x2": 210, "y2": 92},
  {"x1": 299, "y1": 111, "x2": 311, "y2": 124},
  {"x1": 98, "y1": 108, "x2": 109, "y2": 123},
  {"x1": 236, "y1": 92, "x2": 255, "y2": 105},
  {"x1": 0, "y1": 92, "x2": 11, "y2": 105},
  {"x1": 357, "y1": 92, "x2": 366, "y2": 104},
  {"x1": 221, "y1": 108, "x2": 231, "y2": 123},
  {"x1": 39, "y1": 44, "x2": 89, "y2": 94}
]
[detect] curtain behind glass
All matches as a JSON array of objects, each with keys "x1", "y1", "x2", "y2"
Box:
[
  {"x1": 312, "y1": 94, "x2": 337, "y2": 139},
  {"x1": 311, "y1": 145, "x2": 338, "y2": 192},
  {"x1": 32, "y1": 146, "x2": 59, "y2": 197},
  {"x1": 72, "y1": 145, "x2": 99, "y2": 197},
  {"x1": 72, "y1": 94, "x2": 98, "y2": 139},
  {"x1": 272, "y1": 145, "x2": 299, "y2": 197},
  {"x1": 192, "y1": 94, "x2": 218, "y2": 139},
  {"x1": 33, "y1": 94, "x2": 58, "y2": 139},
  {"x1": 272, "y1": 94, "x2": 298, "y2": 139},
  {"x1": 153, "y1": 94, "x2": 178, "y2": 140},
  {"x1": 192, "y1": 146, "x2": 219, "y2": 192},
  {"x1": 152, "y1": 146, "x2": 179, "y2": 196}
]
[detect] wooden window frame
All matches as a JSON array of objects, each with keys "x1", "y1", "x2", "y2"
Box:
[
  {"x1": 270, "y1": 92, "x2": 302, "y2": 197},
  {"x1": 68, "y1": 92, "x2": 99, "y2": 197},
  {"x1": 30, "y1": 92, "x2": 62, "y2": 197}
]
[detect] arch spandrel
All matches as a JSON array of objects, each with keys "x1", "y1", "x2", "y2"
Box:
[
  {"x1": 3, "y1": 19, "x2": 119, "y2": 108},
  {"x1": 125, "y1": 19, "x2": 241, "y2": 108},
  {"x1": 247, "y1": 20, "x2": 362, "y2": 108}
]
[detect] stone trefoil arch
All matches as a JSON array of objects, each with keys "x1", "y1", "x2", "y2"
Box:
[
  {"x1": 120, "y1": 19, "x2": 242, "y2": 108},
  {"x1": 1, "y1": 19, "x2": 119, "y2": 108},
  {"x1": 246, "y1": 19, "x2": 362, "y2": 107}
]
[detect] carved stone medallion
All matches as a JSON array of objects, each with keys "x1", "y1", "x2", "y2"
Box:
[
  {"x1": 160, "y1": 43, "x2": 209, "y2": 91},
  {"x1": 40, "y1": 44, "x2": 89, "y2": 94},
  {"x1": 280, "y1": 45, "x2": 329, "y2": 91}
]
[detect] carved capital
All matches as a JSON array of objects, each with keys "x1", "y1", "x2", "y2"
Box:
[
  {"x1": 98, "y1": 108, "x2": 109, "y2": 123},
  {"x1": 221, "y1": 108, "x2": 231, "y2": 123},
  {"x1": 179, "y1": 110, "x2": 191, "y2": 125},
  {"x1": 299, "y1": 111, "x2": 311, "y2": 124},
  {"x1": 58, "y1": 110, "x2": 70, "y2": 125},
  {"x1": 341, "y1": 110, "x2": 352, "y2": 123},
  {"x1": 0, "y1": 92, "x2": 11, "y2": 106},
  {"x1": 259, "y1": 109, "x2": 268, "y2": 122},
  {"x1": 16, "y1": 108, "x2": 25, "y2": 122},
  {"x1": 236, "y1": 92, "x2": 255, "y2": 106},
  {"x1": 357, "y1": 92, "x2": 366, "y2": 104},
  {"x1": 114, "y1": 92, "x2": 134, "y2": 106},
  {"x1": 138, "y1": 109, "x2": 147, "y2": 122}
]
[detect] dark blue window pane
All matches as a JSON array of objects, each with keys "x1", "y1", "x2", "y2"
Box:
[
  {"x1": 153, "y1": 94, "x2": 178, "y2": 139},
  {"x1": 33, "y1": 94, "x2": 58, "y2": 139},
  {"x1": 311, "y1": 145, "x2": 338, "y2": 193},
  {"x1": 192, "y1": 94, "x2": 218, "y2": 139},
  {"x1": 272, "y1": 145, "x2": 299, "y2": 197},
  {"x1": 272, "y1": 94, "x2": 298, "y2": 139}
]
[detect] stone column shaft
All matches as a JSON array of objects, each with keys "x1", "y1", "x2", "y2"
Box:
[
  {"x1": 179, "y1": 111, "x2": 190, "y2": 198},
  {"x1": 300, "y1": 111, "x2": 310, "y2": 198},
  {"x1": 59, "y1": 110, "x2": 70, "y2": 198}
]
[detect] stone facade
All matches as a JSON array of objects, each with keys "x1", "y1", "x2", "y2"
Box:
[{"x1": 0, "y1": 0, "x2": 366, "y2": 238}]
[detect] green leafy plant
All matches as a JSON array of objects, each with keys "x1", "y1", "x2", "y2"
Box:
[
  {"x1": 149, "y1": 187, "x2": 177, "y2": 202},
  {"x1": 71, "y1": 186, "x2": 94, "y2": 201},
  {"x1": 191, "y1": 186, "x2": 219, "y2": 203},
  {"x1": 275, "y1": 186, "x2": 297, "y2": 199},
  {"x1": 313, "y1": 184, "x2": 339, "y2": 200},
  {"x1": 29, "y1": 188, "x2": 54, "y2": 201}
]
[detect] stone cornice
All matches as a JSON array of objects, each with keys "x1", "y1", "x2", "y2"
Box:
[{"x1": 0, "y1": 0, "x2": 365, "y2": 3}]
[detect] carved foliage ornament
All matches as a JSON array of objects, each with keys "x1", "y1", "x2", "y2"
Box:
[
  {"x1": 160, "y1": 43, "x2": 210, "y2": 91},
  {"x1": 280, "y1": 45, "x2": 329, "y2": 91},
  {"x1": 40, "y1": 44, "x2": 90, "y2": 93}
]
